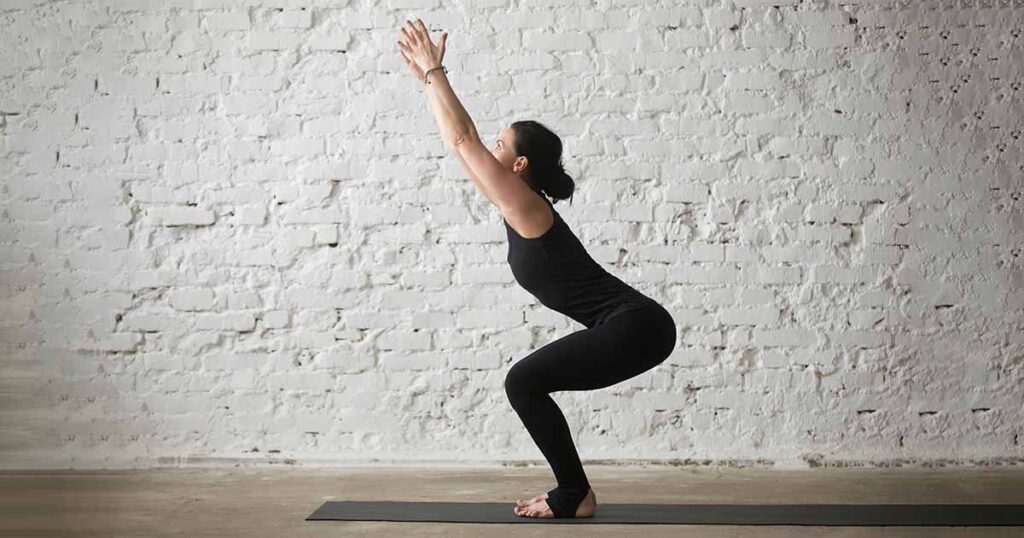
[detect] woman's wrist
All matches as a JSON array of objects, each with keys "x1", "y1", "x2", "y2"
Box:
[{"x1": 424, "y1": 64, "x2": 447, "y2": 84}]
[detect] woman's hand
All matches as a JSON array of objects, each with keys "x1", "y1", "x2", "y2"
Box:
[{"x1": 397, "y1": 18, "x2": 447, "y2": 81}]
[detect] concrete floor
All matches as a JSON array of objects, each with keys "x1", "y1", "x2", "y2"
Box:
[{"x1": 1, "y1": 465, "x2": 1023, "y2": 537}]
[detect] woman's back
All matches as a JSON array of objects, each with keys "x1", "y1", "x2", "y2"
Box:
[{"x1": 504, "y1": 196, "x2": 656, "y2": 328}]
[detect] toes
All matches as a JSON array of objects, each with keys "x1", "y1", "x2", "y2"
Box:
[{"x1": 516, "y1": 495, "x2": 543, "y2": 508}]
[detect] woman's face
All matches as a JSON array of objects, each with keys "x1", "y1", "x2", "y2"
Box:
[{"x1": 492, "y1": 127, "x2": 527, "y2": 175}]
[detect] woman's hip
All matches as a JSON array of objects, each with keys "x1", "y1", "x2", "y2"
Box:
[{"x1": 595, "y1": 300, "x2": 677, "y2": 359}]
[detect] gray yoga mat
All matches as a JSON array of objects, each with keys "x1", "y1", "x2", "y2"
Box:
[{"x1": 306, "y1": 500, "x2": 1024, "y2": 525}]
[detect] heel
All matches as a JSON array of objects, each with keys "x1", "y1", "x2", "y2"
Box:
[{"x1": 545, "y1": 484, "x2": 590, "y2": 518}]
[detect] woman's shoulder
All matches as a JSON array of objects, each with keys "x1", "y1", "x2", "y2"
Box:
[{"x1": 502, "y1": 196, "x2": 556, "y2": 240}]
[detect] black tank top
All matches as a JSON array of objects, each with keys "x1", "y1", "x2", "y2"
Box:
[{"x1": 503, "y1": 195, "x2": 657, "y2": 328}]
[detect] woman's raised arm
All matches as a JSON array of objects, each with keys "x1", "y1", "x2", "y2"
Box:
[{"x1": 397, "y1": 19, "x2": 533, "y2": 213}]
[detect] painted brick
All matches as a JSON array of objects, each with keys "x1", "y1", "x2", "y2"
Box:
[{"x1": 1, "y1": 1, "x2": 1019, "y2": 471}]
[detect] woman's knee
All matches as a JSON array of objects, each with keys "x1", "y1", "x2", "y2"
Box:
[
  {"x1": 503, "y1": 360, "x2": 531, "y2": 401},
  {"x1": 639, "y1": 305, "x2": 677, "y2": 359}
]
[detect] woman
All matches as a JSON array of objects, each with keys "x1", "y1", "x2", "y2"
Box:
[{"x1": 398, "y1": 19, "x2": 677, "y2": 519}]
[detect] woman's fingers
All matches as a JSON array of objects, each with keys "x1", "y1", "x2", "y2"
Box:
[
  {"x1": 400, "y1": 27, "x2": 414, "y2": 47},
  {"x1": 399, "y1": 18, "x2": 443, "y2": 69},
  {"x1": 398, "y1": 48, "x2": 423, "y2": 78},
  {"x1": 397, "y1": 42, "x2": 416, "y2": 63},
  {"x1": 414, "y1": 18, "x2": 431, "y2": 43},
  {"x1": 404, "y1": 20, "x2": 421, "y2": 44},
  {"x1": 399, "y1": 49, "x2": 418, "y2": 70}
]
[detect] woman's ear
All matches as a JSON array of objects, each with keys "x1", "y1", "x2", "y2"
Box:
[{"x1": 514, "y1": 156, "x2": 527, "y2": 173}]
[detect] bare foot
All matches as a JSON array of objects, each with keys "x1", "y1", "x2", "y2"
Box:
[
  {"x1": 515, "y1": 491, "x2": 548, "y2": 510},
  {"x1": 513, "y1": 487, "x2": 596, "y2": 518}
]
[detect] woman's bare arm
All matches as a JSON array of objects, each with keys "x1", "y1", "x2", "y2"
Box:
[
  {"x1": 398, "y1": 19, "x2": 532, "y2": 213},
  {"x1": 452, "y1": 149, "x2": 499, "y2": 208},
  {"x1": 423, "y1": 67, "x2": 477, "y2": 153},
  {"x1": 396, "y1": 19, "x2": 475, "y2": 150}
]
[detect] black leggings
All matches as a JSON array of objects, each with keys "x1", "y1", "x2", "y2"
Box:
[{"x1": 503, "y1": 301, "x2": 677, "y2": 516}]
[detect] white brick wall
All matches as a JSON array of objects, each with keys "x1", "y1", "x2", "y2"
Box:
[{"x1": 1, "y1": 1, "x2": 1022, "y2": 470}]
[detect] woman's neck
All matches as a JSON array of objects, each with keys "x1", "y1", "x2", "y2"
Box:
[{"x1": 524, "y1": 176, "x2": 541, "y2": 194}]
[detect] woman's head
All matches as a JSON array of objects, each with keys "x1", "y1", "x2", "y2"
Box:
[{"x1": 490, "y1": 120, "x2": 575, "y2": 205}]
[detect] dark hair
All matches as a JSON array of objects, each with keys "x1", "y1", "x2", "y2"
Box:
[{"x1": 509, "y1": 120, "x2": 576, "y2": 205}]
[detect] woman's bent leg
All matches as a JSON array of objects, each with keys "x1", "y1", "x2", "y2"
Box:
[{"x1": 503, "y1": 306, "x2": 675, "y2": 494}]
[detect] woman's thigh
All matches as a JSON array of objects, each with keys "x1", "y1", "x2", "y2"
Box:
[{"x1": 506, "y1": 304, "x2": 676, "y2": 395}]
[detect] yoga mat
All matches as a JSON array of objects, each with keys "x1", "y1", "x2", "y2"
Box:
[{"x1": 306, "y1": 500, "x2": 1024, "y2": 525}]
